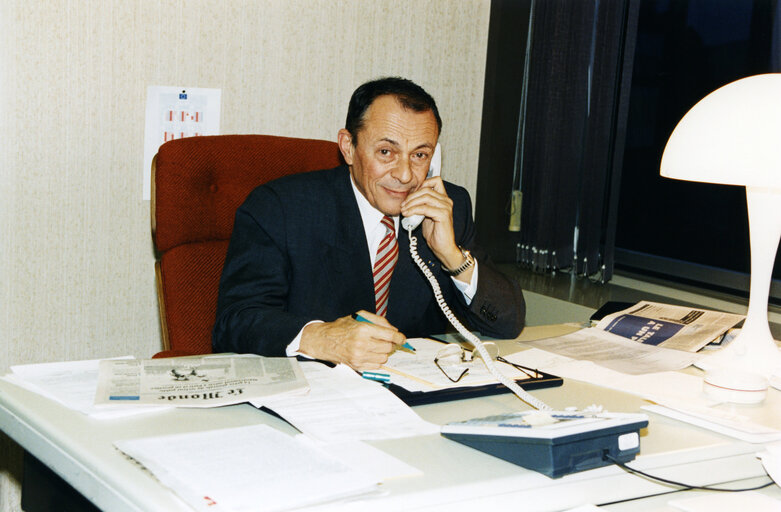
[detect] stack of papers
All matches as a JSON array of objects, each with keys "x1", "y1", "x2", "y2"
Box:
[{"x1": 115, "y1": 424, "x2": 381, "y2": 512}]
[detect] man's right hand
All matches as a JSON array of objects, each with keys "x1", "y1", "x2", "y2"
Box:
[{"x1": 298, "y1": 311, "x2": 406, "y2": 371}]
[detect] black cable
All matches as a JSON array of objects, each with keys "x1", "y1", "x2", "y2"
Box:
[{"x1": 604, "y1": 454, "x2": 775, "y2": 492}]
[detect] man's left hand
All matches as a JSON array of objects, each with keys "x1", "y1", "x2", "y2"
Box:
[{"x1": 400, "y1": 177, "x2": 472, "y2": 282}]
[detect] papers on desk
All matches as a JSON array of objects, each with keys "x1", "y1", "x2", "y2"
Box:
[
  {"x1": 505, "y1": 348, "x2": 706, "y2": 403},
  {"x1": 115, "y1": 424, "x2": 382, "y2": 512},
  {"x1": 4, "y1": 357, "x2": 168, "y2": 419},
  {"x1": 508, "y1": 348, "x2": 781, "y2": 443},
  {"x1": 521, "y1": 327, "x2": 700, "y2": 374},
  {"x1": 95, "y1": 354, "x2": 307, "y2": 407},
  {"x1": 643, "y1": 402, "x2": 781, "y2": 444},
  {"x1": 253, "y1": 362, "x2": 439, "y2": 442},
  {"x1": 381, "y1": 337, "x2": 537, "y2": 391},
  {"x1": 4, "y1": 354, "x2": 308, "y2": 417}
]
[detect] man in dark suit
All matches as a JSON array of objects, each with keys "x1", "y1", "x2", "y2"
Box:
[{"x1": 213, "y1": 77, "x2": 524, "y2": 370}]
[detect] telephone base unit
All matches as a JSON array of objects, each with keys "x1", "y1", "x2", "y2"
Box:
[{"x1": 441, "y1": 411, "x2": 648, "y2": 478}]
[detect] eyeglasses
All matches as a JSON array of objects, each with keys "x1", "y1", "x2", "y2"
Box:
[
  {"x1": 434, "y1": 344, "x2": 471, "y2": 382},
  {"x1": 434, "y1": 342, "x2": 543, "y2": 383},
  {"x1": 495, "y1": 355, "x2": 543, "y2": 380}
]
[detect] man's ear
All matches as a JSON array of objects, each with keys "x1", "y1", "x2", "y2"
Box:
[{"x1": 337, "y1": 129, "x2": 354, "y2": 165}]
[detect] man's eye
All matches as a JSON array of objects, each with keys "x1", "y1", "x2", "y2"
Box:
[{"x1": 379, "y1": 149, "x2": 391, "y2": 156}]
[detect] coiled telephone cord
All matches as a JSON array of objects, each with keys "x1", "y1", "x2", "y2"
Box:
[{"x1": 407, "y1": 229, "x2": 552, "y2": 411}]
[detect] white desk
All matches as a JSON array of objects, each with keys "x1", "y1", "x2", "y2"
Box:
[{"x1": 0, "y1": 326, "x2": 778, "y2": 512}]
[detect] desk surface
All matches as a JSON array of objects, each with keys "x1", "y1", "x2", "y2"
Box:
[{"x1": 0, "y1": 325, "x2": 778, "y2": 512}]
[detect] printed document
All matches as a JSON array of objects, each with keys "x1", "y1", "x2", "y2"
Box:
[
  {"x1": 521, "y1": 327, "x2": 700, "y2": 374},
  {"x1": 95, "y1": 354, "x2": 307, "y2": 407},
  {"x1": 595, "y1": 301, "x2": 744, "y2": 352},
  {"x1": 253, "y1": 362, "x2": 439, "y2": 442},
  {"x1": 382, "y1": 337, "x2": 536, "y2": 392},
  {"x1": 115, "y1": 424, "x2": 380, "y2": 512},
  {"x1": 505, "y1": 347, "x2": 702, "y2": 398}
]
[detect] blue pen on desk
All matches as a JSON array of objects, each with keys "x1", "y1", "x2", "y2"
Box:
[{"x1": 351, "y1": 313, "x2": 416, "y2": 353}]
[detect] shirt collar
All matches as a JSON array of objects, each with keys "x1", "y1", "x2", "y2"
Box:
[{"x1": 349, "y1": 173, "x2": 399, "y2": 235}]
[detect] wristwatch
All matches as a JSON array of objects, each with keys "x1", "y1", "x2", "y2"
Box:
[{"x1": 442, "y1": 246, "x2": 475, "y2": 276}]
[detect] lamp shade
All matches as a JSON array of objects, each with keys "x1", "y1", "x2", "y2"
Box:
[{"x1": 660, "y1": 73, "x2": 781, "y2": 189}]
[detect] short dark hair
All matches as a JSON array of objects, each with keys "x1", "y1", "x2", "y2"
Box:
[{"x1": 345, "y1": 77, "x2": 442, "y2": 145}]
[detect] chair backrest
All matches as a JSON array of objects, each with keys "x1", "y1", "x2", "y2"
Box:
[{"x1": 152, "y1": 134, "x2": 343, "y2": 357}]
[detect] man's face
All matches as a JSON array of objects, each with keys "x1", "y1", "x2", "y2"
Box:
[{"x1": 338, "y1": 95, "x2": 439, "y2": 216}]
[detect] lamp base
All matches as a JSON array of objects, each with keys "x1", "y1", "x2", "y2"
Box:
[
  {"x1": 697, "y1": 326, "x2": 781, "y2": 402},
  {"x1": 703, "y1": 369, "x2": 768, "y2": 404}
]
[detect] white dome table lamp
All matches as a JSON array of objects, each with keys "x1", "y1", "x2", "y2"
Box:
[{"x1": 660, "y1": 74, "x2": 781, "y2": 402}]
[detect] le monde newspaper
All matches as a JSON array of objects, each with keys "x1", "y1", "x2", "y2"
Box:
[{"x1": 95, "y1": 355, "x2": 308, "y2": 407}]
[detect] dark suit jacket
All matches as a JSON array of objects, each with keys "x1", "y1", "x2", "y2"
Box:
[{"x1": 212, "y1": 165, "x2": 525, "y2": 356}]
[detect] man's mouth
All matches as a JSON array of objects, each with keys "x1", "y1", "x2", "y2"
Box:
[{"x1": 382, "y1": 186, "x2": 412, "y2": 198}]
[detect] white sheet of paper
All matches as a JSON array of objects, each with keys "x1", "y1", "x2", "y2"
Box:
[
  {"x1": 7, "y1": 358, "x2": 169, "y2": 419},
  {"x1": 504, "y1": 347, "x2": 704, "y2": 402},
  {"x1": 252, "y1": 363, "x2": 439, "y2": 442},
  {"x1": 115, "y1": 424, "x2": 379, "y2": 512},
  {"x1": 142, "y1": 86, "x2": 221, "y2": 200},
  {"x1": 304, "y1": 438, "x2": 423, "y2": 481},
  {"x1": 520, "y1": 327, "x2": 700, "y2": 374}
]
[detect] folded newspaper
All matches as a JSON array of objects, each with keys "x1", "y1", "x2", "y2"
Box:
[
  {"x1": 594, "y1": 301, "x2": 745, "y2": 352},
  {"x1": 95, "y1": 354, "x2": 308, "y2": 407}
]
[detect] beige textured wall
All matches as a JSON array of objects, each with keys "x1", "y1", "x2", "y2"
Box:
[{"x1": 0, "y1": 0, "x2": 491, "y2": 509}]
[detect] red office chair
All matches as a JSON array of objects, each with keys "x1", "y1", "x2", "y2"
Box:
[{"x1": 151, "y1": 134, "x2": 343, "y2": 357}]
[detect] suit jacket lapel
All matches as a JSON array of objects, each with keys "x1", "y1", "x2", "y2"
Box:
[
  {"x1": 322, "y1": 168, "x2": 375, "y2": 310},
  {"x1": 320, "y1": 167, "x2": 433, "y2": 317}
]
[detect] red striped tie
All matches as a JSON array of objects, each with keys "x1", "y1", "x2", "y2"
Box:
[{"x1": 373, "y1": 216, "x2": 398, "y2": 316}]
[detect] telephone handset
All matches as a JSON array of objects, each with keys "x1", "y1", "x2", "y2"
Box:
[
  {"x1": 402, "y1": 144, "x2": 552, "y2": 411},
  {"x1": 401, "y1": 143, "x2": 442, "y2": 231}
]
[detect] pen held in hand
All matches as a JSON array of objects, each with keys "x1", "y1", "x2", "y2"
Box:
[{"x1": 351, "y1": 312, "x2": 416, "y2": 353}]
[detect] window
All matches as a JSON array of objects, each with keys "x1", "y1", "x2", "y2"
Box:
[{"x1": 614, "y1": 0, "x2": 781, "y2": 303}]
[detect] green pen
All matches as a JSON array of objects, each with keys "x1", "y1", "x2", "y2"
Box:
[{"x1": 351, "y1": 313, "x2": 416, "y2": 352}]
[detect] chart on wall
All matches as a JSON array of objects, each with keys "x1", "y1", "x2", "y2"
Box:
[{"x1": 142, "y1": 86, "x2": 221, "y2": 200}]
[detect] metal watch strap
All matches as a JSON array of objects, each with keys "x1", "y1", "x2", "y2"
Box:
[{"x1": 442, "y1": 246, "x2": 474, "y2": 276}]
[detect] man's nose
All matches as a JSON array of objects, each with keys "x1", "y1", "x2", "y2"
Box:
[{"x1": 391, "y1": 157, "x2": 413, "y2": 183}]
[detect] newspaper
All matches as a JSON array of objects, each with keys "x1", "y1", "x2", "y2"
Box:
[
  {"x1": 95, "y1": 355, "x2": 308, "y2": 407},
  {"x1": 594, "y1": 301, "x2": 744, "y2": 352}
]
